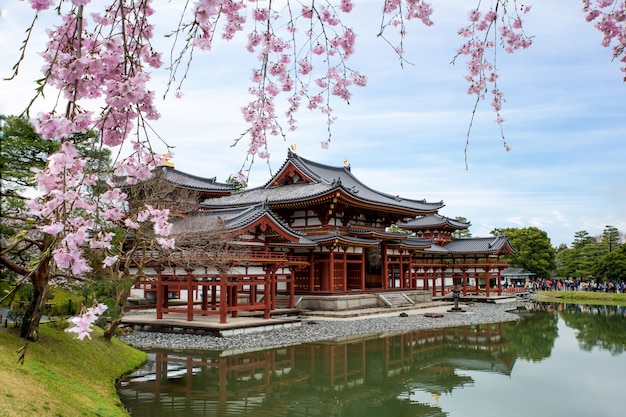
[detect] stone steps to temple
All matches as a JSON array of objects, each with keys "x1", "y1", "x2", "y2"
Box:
[{"x1": 377, "y1": 292, "x2": 415, "y2": 308}]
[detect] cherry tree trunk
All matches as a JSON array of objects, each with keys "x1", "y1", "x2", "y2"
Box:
[
  {"x1": 20, "y1": 236, "x2": 53, "y2": 341},
  {"x1": 20, "y1": 269, "x2": 50, "y2": 341},
  {"x1": 103, "y1": 283, "x2": 132, "y2": 340}
]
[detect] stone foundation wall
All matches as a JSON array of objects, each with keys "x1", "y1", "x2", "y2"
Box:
[{"x1": 297, "y1": 291, "x2": 432, "y2": 311}]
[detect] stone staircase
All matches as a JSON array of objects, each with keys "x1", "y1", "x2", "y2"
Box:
[{"x1": 377, "y1": 292, "x2": 415, "y2": 308}]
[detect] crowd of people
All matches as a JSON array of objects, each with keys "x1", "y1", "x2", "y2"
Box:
[{"x1": 526, "y1": 279, "x2": 626, "y2": 293}]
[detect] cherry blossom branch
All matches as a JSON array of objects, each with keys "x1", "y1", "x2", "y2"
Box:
[
  {"x1": 583, "y1": 0, "x2": 626, "y2": 81},
  {"x1": 377, "y1": 0, "x2": 434, "y2": 67},
  {"x1": 453, "y1": 1, "x2": 533, "y2": 168},
  {"x1": 21, "y1": 0, "x2": 174, "y2": 280},
  {"x1": 4, "y1": 13, "x2": 39, "y2": 82}
]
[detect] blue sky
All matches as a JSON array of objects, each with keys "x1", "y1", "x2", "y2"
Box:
[{"x1": 1, "y1": 1, "x2": 625, "y2": 247}]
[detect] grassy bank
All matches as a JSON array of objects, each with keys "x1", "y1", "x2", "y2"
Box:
[
  {"x1": 0, "y1": 323, "x2": 146, "y2": 417},
  {"x1": 535, "y1": 290, "x2": 626, "y2": 306}
]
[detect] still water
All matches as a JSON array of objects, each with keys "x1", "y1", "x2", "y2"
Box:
[{"x1": 118, "y1": 303, "x2": 626, "y2": 417}]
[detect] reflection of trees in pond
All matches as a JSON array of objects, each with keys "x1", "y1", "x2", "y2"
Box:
[
  {"x1": 342, "y1": 396, "x2": 446, "y2": 417},
  {"x1": 518, "y1": 302, "x2": 626, "y2": 356},
  {"x1": 502, "y1": 309, "x2": 558, "y2": 362},
  {"x1": 558, "y1": 304, "x2": 626, "y2": 355}
]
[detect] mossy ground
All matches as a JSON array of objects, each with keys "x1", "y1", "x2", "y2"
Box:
[
  {"x1": 0, "y1": 322, "x2": 146, "y2": 417},
  {"x1": 535, "y1": 290, "x2": 626, "y2": 306}
]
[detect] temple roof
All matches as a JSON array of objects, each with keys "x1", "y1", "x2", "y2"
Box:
[
  {"x1": 202, "y1": 182, "x2": 330, "y2": 207},
  {"x1": 306, "y1": 230, "x2": 381, "y2": 247},
  {"x1": 156, "y1": 165, "x2": 236, "y2": 192},
  {"x1": 170, "y1": 203, "x2": 315, "y2": 246},
  {"x1": 202, "y1": 151, "x2": 443, "y2": 215},
  {"x1": 348, "y1": 229, "x2": 412, "y2": 240},
  {"x1": 386, "y1": 237, "x2": 434, "y2": 250},
  {"x1": 398, "y1": 214, "x2": 470, "y2": 230},
  {"x1": 436, "y1": 236, "x2": 516, "y2": 255}
]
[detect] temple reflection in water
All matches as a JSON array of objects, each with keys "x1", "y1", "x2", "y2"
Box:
[{"x1": 119, "y1": 323, "x2": 516, "y2": 417}]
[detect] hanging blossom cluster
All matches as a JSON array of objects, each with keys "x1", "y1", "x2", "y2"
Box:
[
  {"x1": 184, "y1": 0, "x2": 373, "y2": 160},
  {"x1": 24, "y1": 0, "x2": 174, "y2": 276},
  {"x1": 174, "y1": 1, "x2": 438, "y2": 162},
  {"x1": 583, "y1": 0, "x2": 626, "y2": 81},
  {"x1": 383, "y1": 0, "x2": 433, "y2": 35},
  {"x1": 66, "y1": 303, "x2": 108, "y2": 340},
  {"x1": 455, "y1": 3, "x2": 533, "y2": 132}
]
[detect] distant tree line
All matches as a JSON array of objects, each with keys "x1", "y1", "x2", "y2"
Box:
[{"x1": 490, "y1": 226, "x2": 625, "y2": 284}]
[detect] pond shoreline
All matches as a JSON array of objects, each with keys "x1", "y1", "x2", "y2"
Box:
[{"x1": 118, "y1": 300, "x2": 529, "y2": 353}]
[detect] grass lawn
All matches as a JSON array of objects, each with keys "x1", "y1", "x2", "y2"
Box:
[
  {"x1": 0, "y1": 322, "x2": 146, "y2": 417},
  {"x1": 535, "y1": 290, "x2": 626, "y2": 306}
]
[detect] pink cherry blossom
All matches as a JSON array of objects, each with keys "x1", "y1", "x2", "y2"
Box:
[
  {"x1": 29, "y1": 0, "x2": 54, "y2": 12},
  {"x1": 102, "y1": 255, "x2": 118, "y2": 267},
  {"x1": 66, "y1": 303, "x2": 108, "y2": 340}
]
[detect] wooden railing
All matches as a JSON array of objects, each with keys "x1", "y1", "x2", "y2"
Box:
[
  {"x1": 409, "y1": 259, "x2": 509, "y2": 269},
  {"x1": 133, "y1": 250, "x2": 309, "y2": 266}
]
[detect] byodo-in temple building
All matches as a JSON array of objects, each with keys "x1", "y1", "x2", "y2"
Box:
[{"x1": 132, "y1": 150, "x2": 516, "y2": 323}]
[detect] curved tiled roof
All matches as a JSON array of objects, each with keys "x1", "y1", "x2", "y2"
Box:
[
  {"x1": 387, "y1": 237, "x2": 433, "y2": 250},
  {"x1": 423, "y1": 243, "x2": 451, "y2": 254},
  {"x1": 420, "y1": 236, "x2": 516, "y2": 255},
  {"x1": 348, "y1": 229, "x2": 412, "y2": 240},
  {"x1": 439, "y1": 236, "x2": 516, "y2": 255},
  {"x1": 278, "y1": 150, "x2": 444, "y2": 212},
  {"x1": 398, "y1": 213, "x2": 470, "y2": 230},
  {"x1": 307, "y1": 230, "x2": 381, "y2": 247},
  {"x1": 171, "y1": 203, "x2": 314, "y2": 245},
  {"x1": 201, "y1": 182, "x2": 330, "y2": 208},
  {"x1": 157, "y1": 166, "x2": 235, "y2": 192},
  {"x1": 203, "y1": 151, "x2": 443, "y2": 215}
]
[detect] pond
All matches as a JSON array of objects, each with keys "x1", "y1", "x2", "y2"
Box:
[{"x1": 118, "y1": 303, "x2": 626, "y2": 417}]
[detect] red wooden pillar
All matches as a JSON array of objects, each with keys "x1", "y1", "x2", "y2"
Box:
[
  {"x1": 324, "y1": 248, "x2": 334, "y2": 293},
  {"x1": 360, "y1": 250, "x2": 366, "y2": 290},
  {"x1": 231, "y1": 281, "x2": 238, "y2": 318},
  {"x1": 399, "y1": 252, "x2": 405, "y2": 289},
  {"x1": 201, "y1": 283, "x2": 208, "y2": 315},
  {"x1": 435, "y1": 267, "x2": 446, "y2": 297},
  {"x1": 211, "y1": 282, "x2": 217, "y2": 310},
  {"x1": 461, "y1": 267, "x2": 468, "y2": 296},
  {"x1": 186, "y1": 269, "x2": 194, "y2": 321},
  {"x1": 156, "y1": 272, "x2": 164, "y2": 319},
  {"x1": 308, "y1": 250, "x2": 315, "y2": 292},
  {"x1": 264, "y1": 268, "x2": 271, "y2": 319},
  {"x1": 219, "y1": 274, "x2": 227, "y2": 324},
  {"x1": 382, "y1": 243, "x2": 388, "y2": 290},
  {"x1": 427, "y1": 268, "x2": 435, "y2": 296},
  {"x1": 343, "y1": 249, "x2": 348, "y2": 292},
  {"x1": 270, "y1": 268, "x2": 277, "y2": 310},
  {"x1": 485, "y1": 267, "x2": 492, "y2": 297},
  {"x1": 330, "y1": 248, "x2": 336, "y2": 293},
  {"x1": 289, "y1": 269, "x2": 295, "y2": 308},
  {"x1": 250, "y1": 283, "x2": 257, "y2": 306}
]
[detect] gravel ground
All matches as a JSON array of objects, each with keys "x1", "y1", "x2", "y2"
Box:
[{"x1": 118, "y1": 300, "x2": 529, "y2": 352}]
